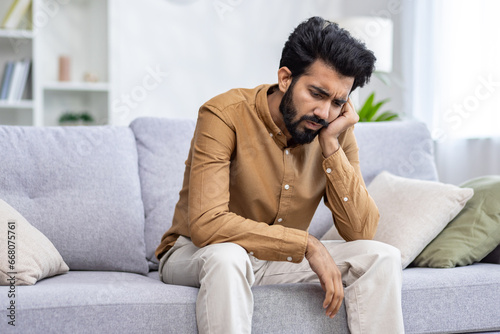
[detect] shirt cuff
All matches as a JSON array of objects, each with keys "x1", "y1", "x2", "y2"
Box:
[{"x1": 278, "y1": 227, "x2": 308, "y2": 263}]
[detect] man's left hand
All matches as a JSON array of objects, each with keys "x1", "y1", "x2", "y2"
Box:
[{"x1": 318, "y1": 98, "x2": 359, "y2": 157}]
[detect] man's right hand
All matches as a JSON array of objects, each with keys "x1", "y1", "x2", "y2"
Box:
[{"x1": 305, "y1": 234, "x2": 344, "y2": 318}]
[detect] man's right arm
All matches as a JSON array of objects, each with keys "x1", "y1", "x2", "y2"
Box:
[{"x1": 187, "y1": 105, "x2": 308, "y2": 263}]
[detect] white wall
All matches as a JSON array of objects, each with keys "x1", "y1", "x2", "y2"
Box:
[
  {"x1": 109, "y1": 0, "x2": 344, "y2": 125},
  {"x1": 109, "y1": 0, "x2": 409, "y2": 126}
]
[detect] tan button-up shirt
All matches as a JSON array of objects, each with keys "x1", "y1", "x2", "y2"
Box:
[{"x1": 155, "y1": 84, "x2": 379, "y2": 263}]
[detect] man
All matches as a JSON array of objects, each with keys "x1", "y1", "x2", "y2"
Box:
[{"x1": 156, "y1": 16, "x2": 404, "y2": 333}]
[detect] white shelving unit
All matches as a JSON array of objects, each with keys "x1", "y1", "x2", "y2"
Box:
[
  {"x1": 0, "y1": 29, "x2": 33, "y2": 39},
  {"x1": 0, "y1": 0, "x2": 111, "y2": 126},
  {"x1": 0, "y1": 0, "x2": 34, "y2": 125}
]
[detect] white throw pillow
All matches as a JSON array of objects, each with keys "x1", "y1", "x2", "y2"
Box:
[
  {"x1": 0, "y1": 199, "x2": 69, "y2": 285},
  {"x1": 322, "y1": 171, "x2": 474, "y2": 268}
]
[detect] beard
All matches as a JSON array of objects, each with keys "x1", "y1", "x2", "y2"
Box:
[{"x1": 279, "y1": 80, "x2": 328, "y2": 145}]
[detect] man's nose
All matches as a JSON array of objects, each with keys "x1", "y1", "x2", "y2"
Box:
[{"x1": 313, "y1": 102, "x2": 330, "y2": 120}]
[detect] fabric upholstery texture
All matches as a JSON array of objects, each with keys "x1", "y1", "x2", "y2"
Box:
[
  {"x1": 130, "y1": 118, "x2": 196, "y2": 269},
  {"x1": 0, "y1": 271, "x2": 199, "y2": 334},
  {"x1": 0, "y1": 199, "x2": 69, "y2": 285},
  {"x1": 352, "y1": 121, "x2": 439, "y2": 185},
  {"x1": 323, "y1": 171, "x2": 474, "y2": 268},
  {"x1": 0, "y1": 126, "x2": 148, "y2": 274},
  {"x1": 414, "y1": 175, "x2": 500, "y2": 268},
  {"x1": 0, "y1": 271, "x2": 349, "y2": 334},
  {"x1": 402, "y1": 264, "x2": 500, "y2": 334},
  {"x1": 2, "y1": 267, "x2": 499, "y2": 334}
]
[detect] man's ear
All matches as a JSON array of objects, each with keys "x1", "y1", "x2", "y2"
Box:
[{"x1": 277, "y1": 67, "x2": 293, "y2": 93}]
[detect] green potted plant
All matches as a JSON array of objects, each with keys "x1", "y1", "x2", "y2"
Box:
[
  {"x1": 357, "y1": 92, "x2": 399, "y2": 122},
  {"x1": 58, "y1": 111, "x2": 95, "y2": 126},
  {"x1": 79, "y1": 112, "x2": 95, "y2": 124}
]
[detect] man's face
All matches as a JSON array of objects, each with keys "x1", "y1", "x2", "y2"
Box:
[{"x1": 279, "y1": 60, "x2": 354, "y2": 145}]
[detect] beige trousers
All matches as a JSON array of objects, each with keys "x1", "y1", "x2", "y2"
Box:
[{"x1": 159, "y1": 236, "x2": 404, "y2": 334}]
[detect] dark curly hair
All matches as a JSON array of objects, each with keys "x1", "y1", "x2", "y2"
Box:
[{"x1": 279, "y1": 16, "x2": 376, "y2": 91}]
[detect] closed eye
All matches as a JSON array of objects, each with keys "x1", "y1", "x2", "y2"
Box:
[
  {"x1": 310, "y1": 90, "x2": 324, "y2": 99},
  {"x1": 334, "y1": 98, "x2": 347, "y2": 107}
]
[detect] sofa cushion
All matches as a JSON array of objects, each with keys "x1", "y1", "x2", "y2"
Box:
[
  {"x1": 130, "y1": 117, "x2": 196, "y2": 269},
  {"x1": 310, "y1": 121, "x2": 439, "y2": 239},
  {"x1": 0, "y1": 199, "x2": 69, "y2": 285},
  {"x1": 0, "y1": 126, "x2": 148, "y2": 274},
  {"x1": 0, "y1": 270, "x2": 349, "y2": 334},
  {"x1": 2, "y1": 266, "x2": 498, "y2": 334},
  {"x1": 414, "y1": 175, "x2": 500, "y2": 268},
  {"x1": 402, "y1": 264, "x2": 500, "y2": 333},
  {"x1": 0, "y1": 271, "x2": 199, "y2": 333}
]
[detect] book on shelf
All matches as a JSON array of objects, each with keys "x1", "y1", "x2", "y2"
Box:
[
  {"x1": 15, "y1": 58, "x2": 30, "y2": 100},
  {"x1": 0, "y1": 58, "x2": 31, "y2": 102},
  {"x1": 7, "y1": 60, "x2": 23, "y2": 101},
  {"x1": 1, "y1": 0, "x2": 32, "y2": 30},
  {"x1": 0, "y1": 61, "x2": 14, "y2": 100}
]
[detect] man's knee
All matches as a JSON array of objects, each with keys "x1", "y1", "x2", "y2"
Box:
[
  {"x1": 367, "y1": 240, "x2": 400, "y2": 260},
  {"x1": 198, "y1": 243, "x2": 254, "y2": 283},
  {"x1": 350, "y1": 239, "x2": 402, "y2": 270}
]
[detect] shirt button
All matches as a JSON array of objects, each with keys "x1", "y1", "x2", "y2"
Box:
[
  {"x1": 343, "y1": 197, "x2": 349, "y2": 202},
  {"x1": 284, "y1": 184, "x2": 290, "y2": 190},
  {"x1": 269, "y1": 133, "x2": 273, "y2": 138},
  {"x1": 326, "y1": 168, "x2": 332, "y2": 174},
  {"x1": 278, "y1": 132, "x2": 282, "y2": 136},
  {"x1": 277, "y1": 218, "x2": 283, "y2": 223},
  {"x1": 287, "y1": 257, "x2": 292, "y2": 262},
  {"x1": 285, "y1": 149, "x2": 289, "y2": 155}
]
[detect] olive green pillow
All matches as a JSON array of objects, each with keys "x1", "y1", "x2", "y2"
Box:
[{"x1": 413, "y1": 176, "x2": 500, "y2": 268}]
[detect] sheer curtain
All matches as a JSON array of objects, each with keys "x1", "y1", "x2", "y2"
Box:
[{"x1": 406, "y1": 0, "x2": 500, "y2": 184}]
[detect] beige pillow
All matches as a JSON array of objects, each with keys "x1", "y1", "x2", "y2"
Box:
[
  {"x1": 0, "y1": 199, "x2": 69, "y2": 285},
  {"x1": 322, "y1": 171, "x2": 474, "y2": 268}
]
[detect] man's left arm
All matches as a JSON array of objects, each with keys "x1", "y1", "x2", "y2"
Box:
[
  {"x1": 306, "y1": 98, "x2": 379, "y2": 318},
  {"x1": 319, "y1": 99, "x2": 379, "y2": 241}
]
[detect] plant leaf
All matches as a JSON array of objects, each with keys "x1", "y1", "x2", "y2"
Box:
[
  {"x1": 357, "y1": 92, "x2": 375, "y2": 121},
  {"x1": 366, "y1": 98, "x2": 389, "y2": 121},
  {"x1": 374, "y1": 111, "x2": 399, "y2": 122},
  {"x1": 357, "y1": 92, "x2": 397, "y2": 122}
]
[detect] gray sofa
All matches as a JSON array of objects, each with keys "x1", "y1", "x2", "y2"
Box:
[{"x1": 0, "y1": 117, "x2": 499, "y2": 334}]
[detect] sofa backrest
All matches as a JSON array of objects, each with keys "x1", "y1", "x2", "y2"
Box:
[
  {"x1": 130, "y1": 118, "x2": 439, "y2": 268},
  {"x1": 355, "y1": 121, "x2": 438, "y2": 184},
  {"x1": 0, "y1": 119, "x2": 438, "y2": 273},
  {"x1": 130, "y1": 118, "x2": 196, "y2": 269},
  {"x1": 0, "y1": 126, "x2": 149, "y2": 274}
]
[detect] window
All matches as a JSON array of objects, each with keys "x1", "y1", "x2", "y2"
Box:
[{"x1": 410, "y1": 0, "x2": 500, "y2": 139}]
